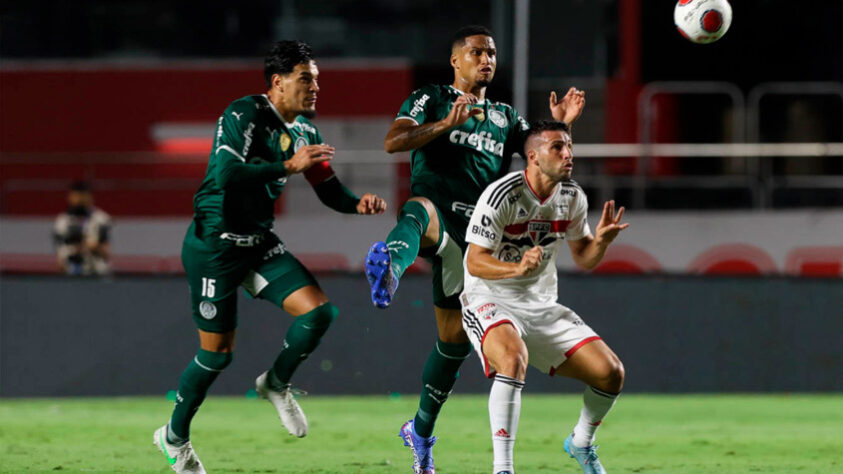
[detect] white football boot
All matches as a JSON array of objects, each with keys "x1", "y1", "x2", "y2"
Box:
[
  {"x1": 153, "y1": 425, "x2": 206, "y2": 474},
  {"x1": 255, "y1": 371, "x2": 308, "y2": 437}
]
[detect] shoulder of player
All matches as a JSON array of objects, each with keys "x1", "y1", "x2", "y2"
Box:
[
  {"x1": 558, "y1": 179, "x2": 587, "y2": 201},
  {"x1": 223, "y1": 95, "x2": 263, "y2": 121},
  {"x1": 483, "y1": 171, "x2": 527, "y2": 210},
  {"x1": 404, "y1": 84, "x2": 447, "y2": 101},
  {"x1": 559, "y1": 178, "x2": 584, "y2": 193}
]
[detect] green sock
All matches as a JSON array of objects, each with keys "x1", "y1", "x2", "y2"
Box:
[
  {"x1": 168, "y1": 349, "x2": 233, "y2": 442},
  {"x1": 268, "y1": 303, "x2": 339, "y2": 389},
  {"x1": 413, "y1": 339, "x2": 472, "y2": 438},
  {"x1": 386, "y1": 201, "x2": 431, "y2": 280}
]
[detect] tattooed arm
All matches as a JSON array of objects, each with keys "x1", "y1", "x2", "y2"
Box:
[{"x1": 384, "y1": 94, "x2": 482, "y2": 153}]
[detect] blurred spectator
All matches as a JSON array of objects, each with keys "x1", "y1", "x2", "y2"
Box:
[{"x1": 53, "y1": 181, "x2": 112, "y2": 275}]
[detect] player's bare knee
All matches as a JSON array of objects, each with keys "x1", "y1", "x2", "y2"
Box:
[
  {"x1": 600, "y1": 359, "x2": 625, "y2": 393},
  {"x1": 496, "y1": 347, "x2": 528, "y2": 380}
]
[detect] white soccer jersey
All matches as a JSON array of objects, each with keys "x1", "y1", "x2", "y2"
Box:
[{"x1": 463, "y1": 170, "x2": 590, "y2": 303}]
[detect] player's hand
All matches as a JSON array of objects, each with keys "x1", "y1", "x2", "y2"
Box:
[
  {"x1": 442, "y1": 94, "x2": 483, "y2": 129},
  {"x1": 594, "y1": 200, "x2": 629, "y2": 246},
  {"x1": 517, "y1": 246, "x2": 544, "y2": 276},
  {"x1": 356, "y1": 193, "x2": 387, "y2": 215},
  {"x1": 285, "y1": 144, "x2": 335, "y2": 174},
  {"x1": 549, "y1": 87, "x2": 586, "y2": 125}
]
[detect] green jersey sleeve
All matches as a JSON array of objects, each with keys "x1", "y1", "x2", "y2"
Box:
[
  {"x1": 395, "y1": 85, "x2": 439, "y2": 125},
  {"x1": 503, "y1": 106, "x2": 531, "y2": 159},
  {"x1": 212, "y1": 100, "x2": 286, "y2": 189}
]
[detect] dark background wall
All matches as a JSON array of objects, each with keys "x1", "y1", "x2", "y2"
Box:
[{"x1": 2, "y1": 274, "x2": 841, "y2": 397}]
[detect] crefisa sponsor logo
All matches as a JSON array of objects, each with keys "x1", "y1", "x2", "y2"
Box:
[
  {"x1": 409, "y1": 94, "x2": 430, "y2": 117},
  {"x1": 448, "y1": 130, "x2": 504, "y2": 156}
]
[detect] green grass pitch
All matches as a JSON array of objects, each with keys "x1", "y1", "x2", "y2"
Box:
[{"x1": 1, "y1": 394, "x2": 841, "y2": 473}]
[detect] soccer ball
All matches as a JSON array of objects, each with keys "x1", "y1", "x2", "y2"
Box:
[{"x1": 674, "y1": 0, "x2": 732, "y2": 44}]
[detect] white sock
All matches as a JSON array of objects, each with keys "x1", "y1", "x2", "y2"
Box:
[
  {"x1": 489, "y1": 374, "x2": 524, "y2": 472},
  {"x1": 571, "y1": 386, "x2": 619, "y2": 448}
]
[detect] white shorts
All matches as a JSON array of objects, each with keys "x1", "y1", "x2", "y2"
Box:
[{"x1": 460, "y1": 293, "x2": 600, "y2": 378}]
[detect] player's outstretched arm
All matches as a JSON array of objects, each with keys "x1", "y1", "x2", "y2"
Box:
[
  {"x1": 549, "y1": 87, "x2": 586, "y2": 126},
  {"x1": 466, "y1": 243, "x2": 543, "y2": 280},
  {"x1": 567, "y1": 200, "x2": 629, "y2": 270},
  {"x1": 384, "y1": 94, "x2": 483, "y2": 153},
  {"x1": 215, "y1": 144, "x2": 333, "y2": 189},
  {"x1": 308, "y1": 164, "x2": 387, "y2": 215}
]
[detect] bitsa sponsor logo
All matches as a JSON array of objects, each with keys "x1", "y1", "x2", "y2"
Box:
[
  {"x1": 409, "y1": 94, "x2": 430, "y2": 117},
  {"x1": 449, "y1": 130, "x2": 504, "y2": 156},
  {"x1": 471, "y1": 224, "x2": 496, "y2": 240}
]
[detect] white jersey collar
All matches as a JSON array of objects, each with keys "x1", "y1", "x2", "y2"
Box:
[{"x1": 523, "y1": 170, "x2": 558, "y2": 205}]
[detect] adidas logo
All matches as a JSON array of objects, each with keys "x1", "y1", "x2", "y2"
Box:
[
  {"x1": 517, "y1": 208, "x2": 528, "y2": 218},
  {"x1": 494, "y1": 428, "x2": 510, "y2": 438}
]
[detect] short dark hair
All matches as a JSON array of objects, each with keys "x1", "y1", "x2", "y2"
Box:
[
  {"x1": 451, "y1": 25, "x2": 493, "y2": 50},
  {"x1": 524, "y1": 120, "x2": 570, "y2": 154},
  {"x1": 264, "y1": 40, "x2": 314, "y2": 88},
  {"x1": 526, "y1": 120, "x2": 570, "y2": 139},
  {"x1": 69, "y1": 180, "x2": 91, "y2": 192}
]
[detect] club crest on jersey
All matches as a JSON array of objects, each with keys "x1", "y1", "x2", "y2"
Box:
[
  {"x1": 529, "y1": 221, "x2": 552, "y2": 245},
  {"x1": 489, "y1": 109, "x2": 508, "y2": 128},
  {"x1": 280, "y1": 133, "x2": 292, "y2": 152},
  {"x1": 294, "y1": 137, "x2": 308, "y2": 152},
  {"x1": 477, "y1": 303, "x2": 497, "y2": 320},
  {"x1": 199, "y1": 301, "x2": 217, "y2": 320}
]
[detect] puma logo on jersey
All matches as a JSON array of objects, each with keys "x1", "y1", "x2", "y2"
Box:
[
  {"x1": 448, "y1": 130, "x2": 504, "y2": 156},
  {"x1": 409, "y1": 94, "x2": 430, "y2": 117},
  {"x1": 231, "y1": 111, "x2": 243, "y2": 121}
]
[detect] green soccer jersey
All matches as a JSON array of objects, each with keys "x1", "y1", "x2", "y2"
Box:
[
  {"x1": 192, "y1": 94, "x2": 324, "y2": 237},
  {"x1": 395, "y1": 84, "x2": 530, "y2": 233}
]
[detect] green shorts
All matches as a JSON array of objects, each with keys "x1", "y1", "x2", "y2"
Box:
[
  {"x1": 417, "y1": 203, "x2": 469, "y2": 310},
  {"x1": 181, "y1": 222, "x2": 318, "y2": 333}
]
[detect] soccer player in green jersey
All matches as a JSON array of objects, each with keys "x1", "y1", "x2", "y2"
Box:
[
  {"x1": 154, "y1": 40, "x2": 386, "y2": 474},
  {"x1": 364, "y1": 25, "x2": 585, "y2": 473}
]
